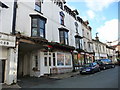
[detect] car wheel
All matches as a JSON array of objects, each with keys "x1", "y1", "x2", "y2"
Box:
[
  {"x1": 111, "y1": 65, "x2": 115, "y2": 68},
  {"x1": 91, "y1": 70, "x2": 95, "y2": 74},
  {"x1": 98, "y1": 68, "x2": 101, "y2": 72},
  {"x1": 80, "y1": 72, "x2": 83, "y2": 75},
  {"x1": 103, "y1": 66, "x2": 106, "y2": 70}
]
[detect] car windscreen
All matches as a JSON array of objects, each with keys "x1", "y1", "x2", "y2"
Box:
[
  {"x1": 98, "y1": 59, "x2": 112, "y2": 64},
  {"x1": 83, "y1": 63, "x2": 93, "y2": 67}
]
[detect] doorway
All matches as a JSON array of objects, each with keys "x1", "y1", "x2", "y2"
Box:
[
  {"x1": 43, "y1": 52, "x2": 53, "y2": 74},
  {"x1": 0, "y1": 60, "x2": 5, "y2": 83}
]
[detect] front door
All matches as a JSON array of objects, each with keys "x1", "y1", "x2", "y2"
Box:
[
  {"x1": 0, "y1": 60, "x2": 5, "y2": 83},
  {"x1": 43, "y1": 52, "x2": 52, "y2": 74}
]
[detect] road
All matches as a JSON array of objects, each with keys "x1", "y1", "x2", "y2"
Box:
[{"x1": 30, "y1": 66, "x2": 119, "y2": 88}]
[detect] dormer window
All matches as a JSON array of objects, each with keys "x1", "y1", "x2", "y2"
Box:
[
  {"x1": 35, "y1": 0, "x2": 41, "y2": 12},
  {"x1": 60, "y1": 11, "x2": 65, "y2": 26},
  {"x1": 59, "y1": 2, "x2": 63, "y2": 9}
]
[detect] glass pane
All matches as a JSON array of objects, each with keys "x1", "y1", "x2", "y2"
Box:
[
  {"x1": 53, "y1": 53, "x2": 55, "y2": 57},
  {"x1": 75, "y1": 38, "x2": 80, "y2": 48},
  {"x1": 59, "y1": 31, "x2": 64, "y2": 44},
  {"x1": 65, "y1": 38, "x2": 68, "y2": 45},
  {"x1": 44, "y1": 57, "x2": 47, "y2": 66},
  {"x1": 65, "y1": 53, "x2": 71, "y2": 65},
  {"x1": 53, "y1": 58, "x2": 56, "y2": 66},
  {"x1": 60, "y1": 16, "x2": 64, "y2": 25},
  {"x1": 44, "y1": 52, "x2": 48, "y2": 55},
  {"x1": 49, "y1": 57, "x2": 51, "y2": 66},
  {"x1": 74, "y1": 54, "x2": 78, "y2": 66},
  {"x1": 39, "y1": 19, "x2": 45, "y2": 29},
  {"x1": 35, "y1": 0, "x2": 41, "y2": 6},
  {"x1": 32, "y1": 18, "x2": 37, "y2": 27},
  {"x1": 39, "y1": 28, "x2": 44, "y2": 37},
  {"x1": 65, "y1": 32, "x2": 68, "y2": 38},
  {"x1": 57, "y1": 53, "x2": 64, "y2": 66},
  {"x1": 32, "y1": 28, "x2": 38, "y2": 36},
  {"x1": 49, "y1": 52, "x2": 51, "y2": 55},
  {"x1": 35, "y1": 5, "x2": 41, "y2": 12},
  {"x1": 65, "y1": 32, "x2": 68, "y2": 45},
  {"x1": 35, "y1": 56, "x2": 38, "y2": 68}
]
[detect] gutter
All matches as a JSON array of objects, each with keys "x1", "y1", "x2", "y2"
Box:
[{"x1": 12, "y1": 0, "x2": 17, "y2": 35}]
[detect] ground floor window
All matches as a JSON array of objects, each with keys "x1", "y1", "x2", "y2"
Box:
[
  {"x1": 57, "y1": 53, "x2": 64, "y2": 66},
  {"x1": 74, "y1": 54, "x2": 84, "y2": 66},
  {"x1": 53, "y1": 53, "x2": 56, "y2": 66},
  {"x1": 44, "y1": 57, "x2": 47, "y2": 66},
  {"x1": 65, "y1": 53, "x2": 71, "y2": 65},
  {"x1": 74, "y1": 54, "x2": 78, "y2": 66},
  {"x1": 57, "y1": 52, "x2": 72, "y2": 66}
]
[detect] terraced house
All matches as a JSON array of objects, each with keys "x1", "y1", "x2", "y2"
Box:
[
  {"x1": 92, "y1": 35, "x2": 116, "y2": 62},
  {"x1": 0, "y1": 0, "x2": 116, "y2": 85}
]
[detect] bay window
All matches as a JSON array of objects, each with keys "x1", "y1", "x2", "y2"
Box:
[
  {"x1": 59, "y1": 29, "x2": 69, "y2": 45},
  {"x1": 31, "y1": 15, "x2": 46, "y2": 38},
  {"x1": 75, "y1": 35, "x2": 83, "y2": 49}
]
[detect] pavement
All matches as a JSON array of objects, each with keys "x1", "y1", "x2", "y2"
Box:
[
  {"x1": 49, "y1": 70, "x2": 80, "y2": 79},
  {"x1": 1, "y1": 70, "x2": 80, "y2": 89}
]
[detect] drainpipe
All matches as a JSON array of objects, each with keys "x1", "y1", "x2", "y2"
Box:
[{"x1": 12, "y1": 0, "x2": 17, "y2": 35}]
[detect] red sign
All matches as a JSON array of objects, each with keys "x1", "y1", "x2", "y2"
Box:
[{"x1": 47, "y1": 45, "x2": 52, "y2": 48}]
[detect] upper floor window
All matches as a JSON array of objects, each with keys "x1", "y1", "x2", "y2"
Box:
[
  {"x1": 82, "y1": 29, "x2": 84, "y2": 36},
  {"x1": 75, "y1": 37, "x2": 80, "y2": 49},
  {"x1": 75, "y1": 22, "x2": 78, "y2": 33},
  {"x1": 60, "y1": 11, "x2": 65, "y2": 26},
  {"x1": 88, "y1": 43, "x2": 91, "y2": 51},
  {"x1": 35, "y1": 0, "x2": 42, "y2": 12},
  {"x1": 84, "y1": 42, "x2": 86, "y2": 50},
  {"x1": 75, "y1": 35, "x2": 83, "y2": 49},
  {"x1": 59, "y1": 28, "x2": 69, "y2": 45},
  {"x1": 87, "y1": 32, "x2": 89, "y2": 38},
  {"x1": 31, "y1": 15, "x2": 46, "y2": 38}
]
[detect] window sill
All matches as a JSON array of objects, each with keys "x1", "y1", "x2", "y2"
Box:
[
  {"x1": 34, "y1": 9, "x2": 43, "y2": 15},
  {"x1": 32, "y1": 67, "x2": 40, "y2": 71},
  {"x1": 61, "y1": 24, "x2": 66, "y2": 27}
]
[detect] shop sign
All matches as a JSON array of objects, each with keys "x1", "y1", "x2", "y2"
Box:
[{"x1": 0, "y1": 33, "x2": 16, "y2": 47}]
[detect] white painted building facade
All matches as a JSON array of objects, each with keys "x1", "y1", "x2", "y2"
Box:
[
  {"x1": 0, "y1": 0, "x2": 116, "y2": 85},
  {"x1": 15, "y1": 0, "x2": 78, "y2": 79},
  {"x1": 92, "y1": 39, "x2": 107, "y2": 59},
  {"x1": 0, "y1": 1, "x2": 18, "y2": 85},
  {"x1": 92, "y1": 38, "x2": 116, "y2": 62}
]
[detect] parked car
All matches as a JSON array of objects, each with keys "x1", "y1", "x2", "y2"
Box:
[
  {"x1": 96, "y1": 59, "x2": 115, "y2": 70},
  {"x1": 80, "y1": 62, "x2": 100, "y2": 74}
]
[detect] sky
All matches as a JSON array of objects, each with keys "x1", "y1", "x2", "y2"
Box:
[{"x1": 66, "y1": 0, "x2": 119, "y2": 43}]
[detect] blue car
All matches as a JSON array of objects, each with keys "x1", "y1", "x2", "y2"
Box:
[{"x1": 80, "y1": 62, "x2": 100, "y2": 74}]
